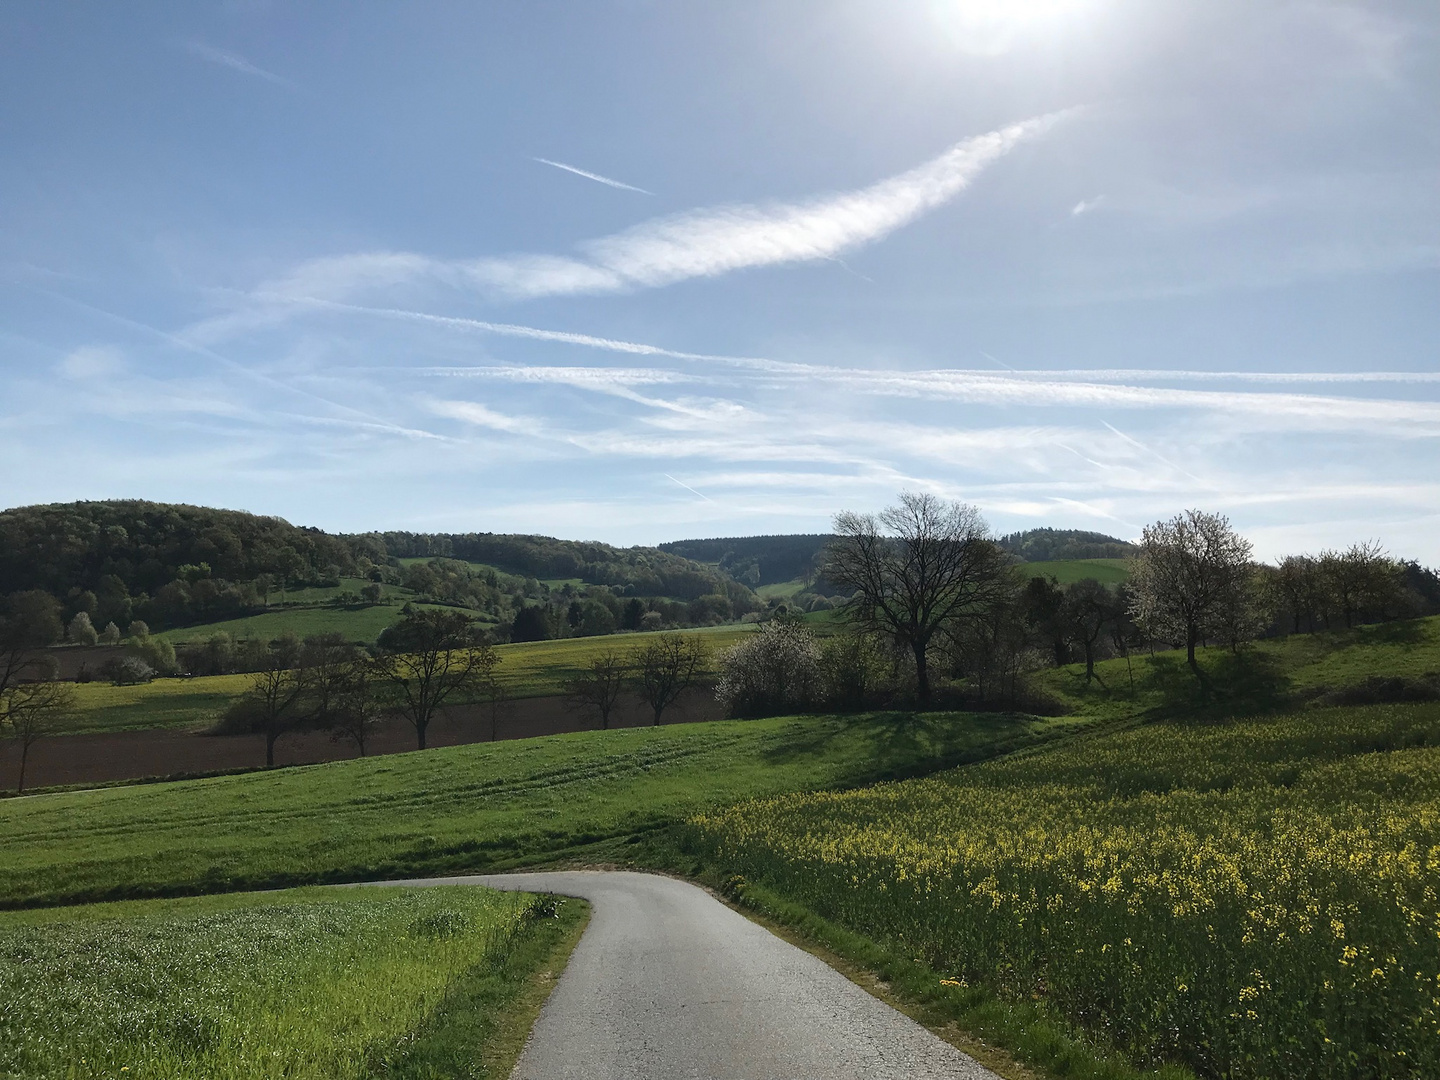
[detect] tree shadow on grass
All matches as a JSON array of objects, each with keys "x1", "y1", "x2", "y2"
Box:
[
  {"x1": 758, "y1": 709, "x2": 1037, "y2": 787},
  {"x1": 1146, "y1": 650, "x2": 1293, "y2": 723},
  {"x1": 1352, "y1": 619, "x2": 1429, "y2": 647}
]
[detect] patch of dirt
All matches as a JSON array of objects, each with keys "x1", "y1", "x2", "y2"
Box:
[{"x1": 0, "y1": 689, "x2": 724, "y2": 791}]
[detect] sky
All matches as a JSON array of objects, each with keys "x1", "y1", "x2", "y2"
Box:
[{"x1": 1, "y1": 1, "x2": 1437, "y2": 560}]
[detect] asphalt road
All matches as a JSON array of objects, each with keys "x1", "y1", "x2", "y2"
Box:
[{"x1": 385, "y1": 869, "x2": 998, "y2": 1080}]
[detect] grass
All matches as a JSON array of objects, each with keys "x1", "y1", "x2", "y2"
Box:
[
  {"x1": 64, "y1": 625, "x2": 758, "y2": 734},
  {"x1": 66, "y1": 674, "x2": 255, "y2": 733},
  {"x1": 1038, "y1": 614, "x2": 1440, "y2": 725},
  {"x1": 156, "y1": 600, "x2": 486, "y2": 647},
  {"x1": 688, "y1": 702, "x2": 1440, "y2": 1079},
  {"x1": 0, "y1": 883, "x2": 587, "y2": 1079},
  {"x1": 0, "y1": 709, "x2": 1069, "y2": 908},
  {"x1": 490, "y1": 623, "x2": 754, "y2": 697},
  {"x1": 1019, "y1": 558, "x2": 1131, "y2": 584}
]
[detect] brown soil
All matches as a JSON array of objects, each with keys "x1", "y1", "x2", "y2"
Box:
[{"x1": 0, "y1": 689, "x2": 725, "y2": 792}]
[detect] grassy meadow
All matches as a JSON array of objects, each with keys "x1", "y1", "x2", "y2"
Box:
[
  {"x1": 1038, "y1": 614, "x2": 1440, "y2": 725},
  {"x1": 0, "y1": 708, "x2": 1062, "y2": 908},
  {"x1": 155, "y1": 599, "x2": 490, "y2": 647},
  {"x1": 1020, "y1": 557, "x2": 1131, "y2": 584},
  {"x1": 0, "y1": 884, "x2": 584, "y2": 1079}
]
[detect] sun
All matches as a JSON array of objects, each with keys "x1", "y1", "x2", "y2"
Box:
[{"x1": 930, "y1": 0, "x2": 1101, "y2": 54}]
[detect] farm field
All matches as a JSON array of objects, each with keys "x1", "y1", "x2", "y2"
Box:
[
  {"x1": 0, "y1": 708, "x2": 1060, "y2": 907},
  {"x1": 0, "y1": 884, "x2": 585, "y2": 1079},
  {"x1": 1019, "y1": 557, "x2": 1131, "y2": 584},
  {"x1": 63, "y1": 624, "x2": 757, "y2": 734},
  {"x1": 691, "y1": 701, "x2": 1440, "y2": 1079},
  {"x1": 155, "y1": 599, "x2": 489, "y2": 647}
]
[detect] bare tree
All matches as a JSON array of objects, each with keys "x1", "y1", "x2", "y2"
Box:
[
  {"x1": 1320, "y1": 541, "x2": 1402, "y2": 629},
  {"x1": 327, "y1": 661, "x2": 383, "y2": 757},
  {"x1": 373, "y1": 609, "x2": 497, "y2": 749},
  {"x1": 825, "y1": 492, "x2": 1011, "y2": 702},
  {"x1": 636, "y1": 634, "x2": 708, "y2": 726},
  {"x1": 1, "y1": 591, "x2": 64, "y2": 700},
  {"x1": 1127, "y1": 510, "x2": 1257, "y2": 681},
  {"x1": 226, "y1": 660, "x2": 312, "y2": 768},
  {"x1": 1064, "y1": 579, "x2": 1121, "y2": 684},
  {"x1": 563, "y1": 650, "x2": 629, "y2": 730},
  {"x1": 1272, "y1": 554, "x2": 1328, "y2": 633},
  {"x1": 3, "y1": 679, "x2": 75, "y2": 792}
]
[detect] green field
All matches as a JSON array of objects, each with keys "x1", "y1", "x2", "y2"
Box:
[
  {"x1": 1038, "y1": 615, "x2": 1440, "y2": 725},
  {"x1": 0, "y1": 709, "x2": 1063, "y2": 908},
  {"x1": 692, "y1": 701, "x2": 1440, "y2": 1079},
  {"x1": 1019, "y1": 557, "x2": 1131, "y2": 584},
  {"x1": 0, "y1": 884, "x2": 584, "y2": 1079},
  {"x1": 156, "y1": 600, "x2": 490, "y2": 647},
  {"x1": 67, "y1": 674, "x2": 255, "y2": 733},
  {"x1": 67, "y1": 625, "x2": 757, "y2": 734}
]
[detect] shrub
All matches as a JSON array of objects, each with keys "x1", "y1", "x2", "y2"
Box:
[
  {"x1": 102, "y1": 656, "x2": 155, "y2": 686},
  {"x1": 716, "y1": 620, "x2": 821, "y2": 718}
]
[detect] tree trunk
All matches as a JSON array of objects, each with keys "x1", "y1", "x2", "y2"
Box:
[
  {"x1": 265, "y1": 731, "x2": 277, "y2": 769},
  {"x1": 417, "y1": 718, "x2": 428, "y2": 750},
  {"x1": 17, "y1": 743, "x2": 29, "y2": 793},
  {"x1": 1084, "y1": 639, "x2": 1096, "y2": 683},
  {"x1": 1186, "y1": 625, "x2": 1199, "y2": 673},
  {"x1": 912, "y1": 640, "x2": 930, "y2": 702}
]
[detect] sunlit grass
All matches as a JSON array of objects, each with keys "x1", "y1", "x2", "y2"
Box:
[{"x1": 0, "y1": 885, "x2": 579, "y2": 1079}]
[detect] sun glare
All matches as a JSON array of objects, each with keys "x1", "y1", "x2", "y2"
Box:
[{"x1": 930, "y1": 0, "x2": 1101, "y2": 54}]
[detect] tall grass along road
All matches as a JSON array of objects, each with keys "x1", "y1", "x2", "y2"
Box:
[{"x1": 382, "y1": 870, "x2": 996, "y2": 1080}]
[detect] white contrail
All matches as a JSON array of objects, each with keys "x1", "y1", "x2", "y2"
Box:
[
  {"x1": 183, "y1": 41, "x2": 292, "y2": 87},
  {"x1": 534, "y1": 158, "x2": 654, "y2": 195},
  {"x1": 664, "y1": 474, "x2": 713, "y2": 502}
]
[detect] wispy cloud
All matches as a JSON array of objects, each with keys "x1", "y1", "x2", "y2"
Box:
[
  {"x1": 1071, "y1": 195, "x2": 1104, "y2": 216},
  {"x1": 182, "y1": 41, "x2": 292, "y2": 87},
  {"x1": 214, "y1": 113, "x2": 1069, "y2": 310},
  {"x1": 534, "y1": 158, "x2": 653, "y2": 195}
]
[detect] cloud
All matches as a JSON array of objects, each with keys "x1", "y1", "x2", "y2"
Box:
[
  {"x1": 220, "y1": 113, "x2": 1069, "y2": 310},
  {"x1": 57, "y1": 345, "x2": 124, "y2": 381},
  {"x1": 182, "y1": 41, "x2": 292, "y2": 87},
  {"x1": 426, "y1": 399, "x2": 542, "y2": 435},
  {"x1": 534, "y1": 158, "x2": 653, "y2": 195},
  {"x1": 1071, "y1": 195, "x2": 1104, "y2": 216}
]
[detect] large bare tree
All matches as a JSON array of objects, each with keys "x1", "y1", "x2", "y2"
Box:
[
  {"x1": 1127, "y1": 509, "x2": 1257, "y2": 679},
  {"x1": 825, "y1": 492, "x2": 1009, "y2": 702},
  {"x1": 374, "y1": 609, "x2": 497, "y2": 749}
]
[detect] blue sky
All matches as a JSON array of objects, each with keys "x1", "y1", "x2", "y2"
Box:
[{"x1": 2, "y1": 1, "x2": 1437, "y2": 559}]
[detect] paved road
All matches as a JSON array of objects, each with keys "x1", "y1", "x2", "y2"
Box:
[{"x1": 383, "y1": 870, "x2": 997, "y2": 1080}]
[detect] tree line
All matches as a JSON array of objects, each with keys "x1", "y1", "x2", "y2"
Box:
[{"x1": 710, "y1": 493, "x2": 1440, "y2": 716}]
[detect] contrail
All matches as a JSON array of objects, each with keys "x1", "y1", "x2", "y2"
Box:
[
  {"x1": 664, "y1": 474, "x2": 713, "y2": 502},
  {"x1": 534, "y1": 158, "x2": 654, "y2": 195}
]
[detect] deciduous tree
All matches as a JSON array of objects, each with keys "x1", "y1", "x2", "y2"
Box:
[
  {"x1": 563, "y1": 650, "x2": 629, "y2": 730},
  {"x1": 1127, "y1": 510, "x2": 1257, "y2": 681},
  {"x1": 636, "y1": 633, "x2": 708, "y2": 725},
  {"x1": 825, "y1": 492, "x2": 1010, "y2": 702},
  {"x1": 374, "y1": 609, "x2": 496, "y2": 749}
]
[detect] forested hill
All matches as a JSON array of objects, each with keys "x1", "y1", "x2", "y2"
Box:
[
  {"x1": 657, "y1": 535, "x2": 833, "y2": 587},
  {"x1": 996, "y1": 528, "x2": 1136, "y2": 561},
  {"x1": 661, "y1": 527, "x2": 1136, "y2": 586},
  {"x1": 0, "y1": 501, "x2": 748, "y2": 631}
]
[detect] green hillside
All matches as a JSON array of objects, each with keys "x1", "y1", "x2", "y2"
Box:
[
  {"x1": 0, "y1": 709, "x2": 1061, "y2": 908},
  {"x1": 1018, "y1": 557, "x2": 1130, "y2": 584}
]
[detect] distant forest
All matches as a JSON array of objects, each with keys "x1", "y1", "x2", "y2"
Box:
[
  {"x1": 0, "y1": 502, "x2": 1154, "y2": 636},
  {"x1": 0, "y1": 502, "x2": 750, "y2": 633}
]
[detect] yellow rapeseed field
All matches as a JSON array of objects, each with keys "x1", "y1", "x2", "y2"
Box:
[{"x1": 692, "y1": 703, "x2": 1440, "y2": 1079}]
